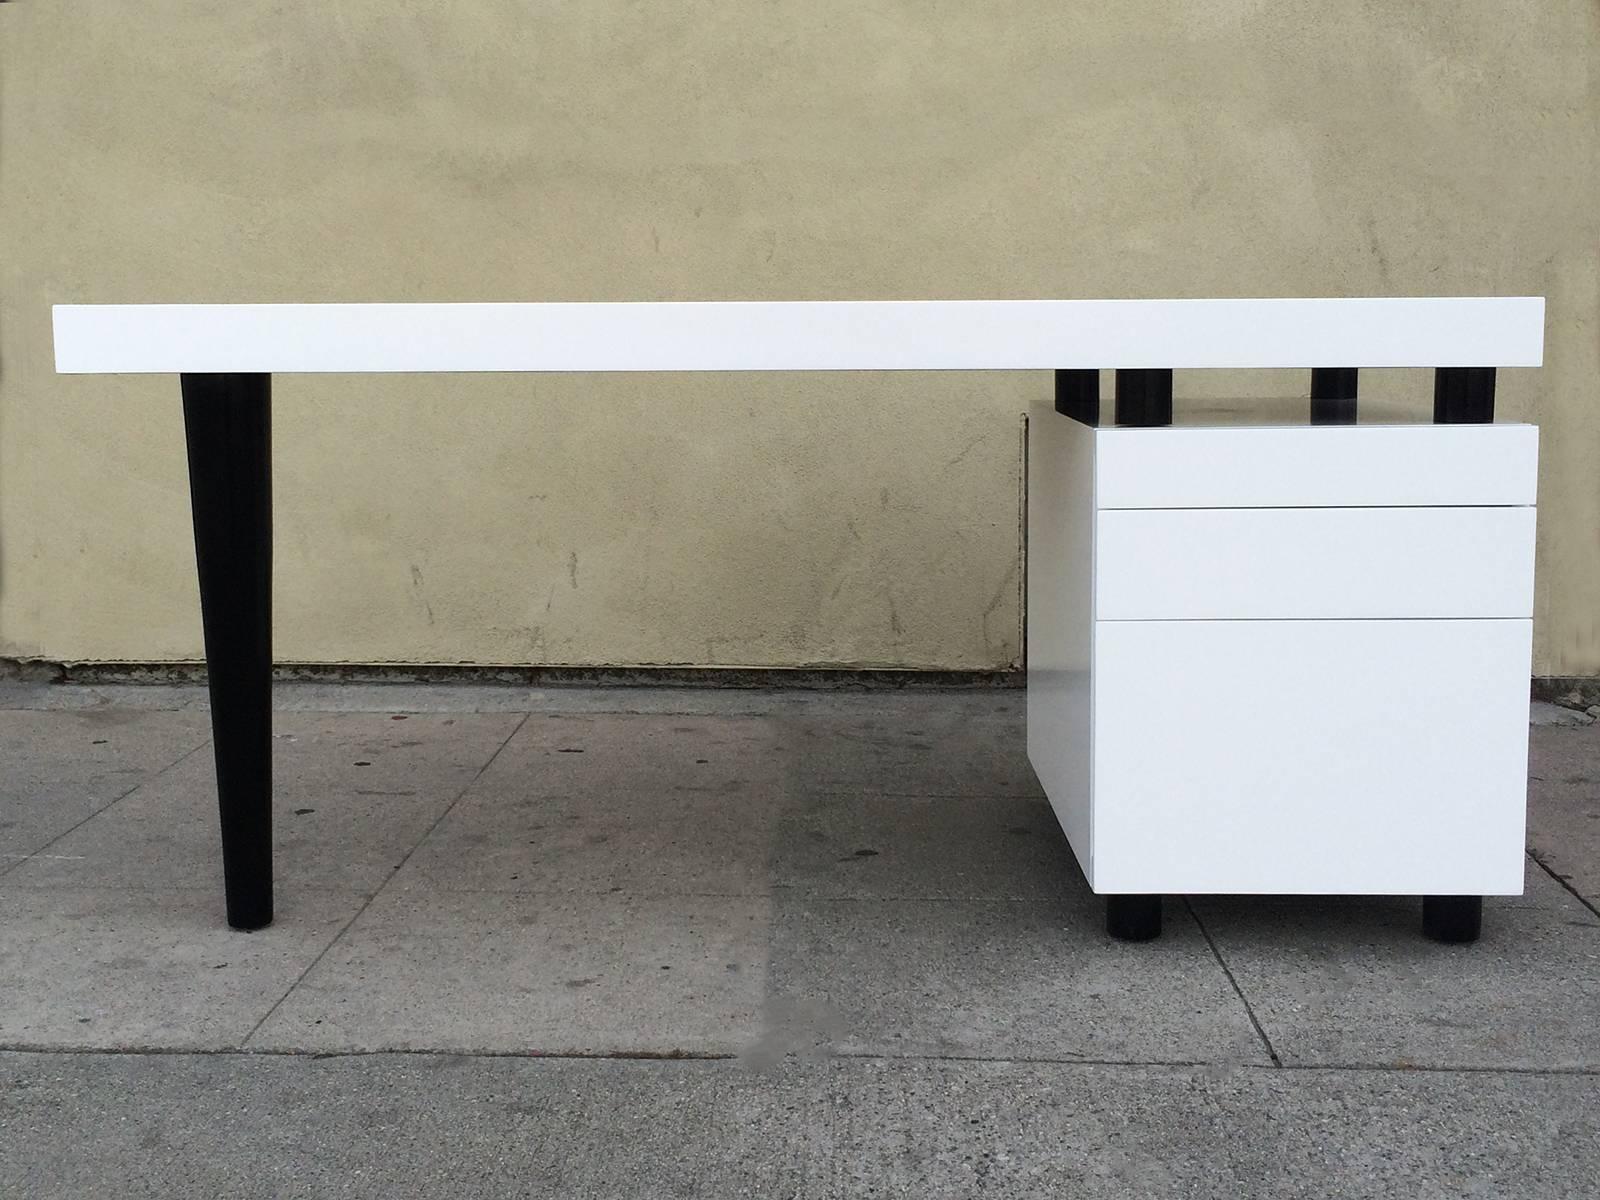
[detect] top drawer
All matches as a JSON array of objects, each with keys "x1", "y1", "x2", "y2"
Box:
[
  {"x1": 1093, "y1": 423, "x2": 1538, "y2": 510},
  {"x1": 1094, "y1": 505, "x2": 1536, "y2": 620}
]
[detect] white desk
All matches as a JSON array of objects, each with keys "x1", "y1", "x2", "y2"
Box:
[{"x1": 52, "y1": 298, "x2": 1546, "y2": 942}]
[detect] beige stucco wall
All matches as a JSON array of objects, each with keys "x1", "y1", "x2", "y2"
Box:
[{"x1": 2, "y1": 2, "x2": 1596, "y2": 674}]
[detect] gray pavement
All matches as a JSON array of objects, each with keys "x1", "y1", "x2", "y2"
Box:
[{"x1": 2, "y1": 683, "x2": 1598, "y2": 1197}]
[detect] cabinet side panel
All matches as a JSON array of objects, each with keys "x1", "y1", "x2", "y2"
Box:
[{"x1": 1026, "y1": 402, "x2": 1096, "y2": 884}]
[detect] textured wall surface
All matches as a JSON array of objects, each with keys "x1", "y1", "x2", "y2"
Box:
[{"x1": 2, "y1": 2, "x2": 1596, "y2": 673}]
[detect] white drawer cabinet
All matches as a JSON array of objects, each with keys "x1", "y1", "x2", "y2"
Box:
[{"x1": 1026, "y1": 403, "x2": 1538, "y2": 938}]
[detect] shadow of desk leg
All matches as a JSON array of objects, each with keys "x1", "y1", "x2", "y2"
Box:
[{"x1": 181, "y1": 373, "x2": 273, "y2": 931}]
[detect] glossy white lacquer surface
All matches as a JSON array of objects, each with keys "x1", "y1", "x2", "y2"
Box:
[
  {"x1": 1091, "y1": 618, "x2": 1532, "y2": 895},
  {"x1": 1025, "y1": 412, "x2": 1537, "y2": 896},
  {"x1": 1095, "y1": 506, "x2": 1536, "y2": 620},
  {"x1": 1094, "y1": 424, "x2": 1540, "y2": 509},
  {"x1": 53, "y1": 298, "x2": 1544, "y2": 374},
  {"x1": 1025, "y1": 399, "x2": 1097, "y2": 882}
]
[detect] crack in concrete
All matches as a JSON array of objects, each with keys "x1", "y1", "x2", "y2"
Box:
[
  {"x1": 237, "y1": 711, "x2": 535, "y2": 1049},
  {"x1": 1527, "y1": 847, "x2": 1600, "y2": 922},
  {"x1": 1185, "y1": 897, "x2": 1284, "y2": 1069},
  {"x1": 3, "y1": 1044, "x2": 1598, "y2": 1077}
]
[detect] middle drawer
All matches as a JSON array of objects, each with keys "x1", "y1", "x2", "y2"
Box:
[{"x1": 1094, "y1": 506, "x2": 1536, "y2": 621}]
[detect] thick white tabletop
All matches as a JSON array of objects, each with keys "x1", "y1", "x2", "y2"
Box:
[{"x1": 53, "y1": 298, "x2": 1544, "y2": 375}]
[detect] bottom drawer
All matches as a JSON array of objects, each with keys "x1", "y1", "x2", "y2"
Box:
[{"x1": 1088, "y1": 618, "x2": 1531, "y2": 895}]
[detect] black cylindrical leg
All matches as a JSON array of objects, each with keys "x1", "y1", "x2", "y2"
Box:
[
  {"x1": 1434, "y1": 367, "x2": 1495, "y2": 424},
  {"x1": 1106, "y1": 895, "x2": 1162, "y2": 941},
  {"x1": 1107, "y1": 371, "x2": 1168, "y2": 949},
  {"x1": 1114, "y1": 370, "x2": 1173, "y2": 427},
  {"x1": 1425, "y1": 370, "x2": 1493, "y2": 945},
  {"x1": 1310, "y1": 367, "x2": 1358, "y2": 425},
  {"x1": 1055, "y1": 369, "x2": 1100, "y2": 426},
  {"x1": 182, "y1": 373, "x2": 273, "y2": 931},
  {"x1": 1106, "y1": 369, "x2": 1168, "y2": 949},
  {"x1": 1422, "y1": 895, "x2": 1482, "y2": 944}
]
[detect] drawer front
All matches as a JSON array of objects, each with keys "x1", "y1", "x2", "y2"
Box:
[
  {"x1": 1089, "y1": 618, "x2": 1532, "y2": 895},
  {"x1": 1093, "y1": 423, "x2": 1539, "y2": 510},
  {"x1": 1095, "y1": 506, "x2": 1535, "y2": 620}
]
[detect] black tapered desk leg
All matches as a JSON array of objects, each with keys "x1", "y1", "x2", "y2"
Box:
[{"x1": 182, "y1": 373, "x2": 273, "y2": 931}]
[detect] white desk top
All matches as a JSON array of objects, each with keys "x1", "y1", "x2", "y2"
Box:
[{"x1": 52, "y1": 298, "x2": 1544, "y2": 375}]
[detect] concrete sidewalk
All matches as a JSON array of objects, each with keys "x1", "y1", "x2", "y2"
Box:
[{"x1": 2, "y1": 683, "x2": 1597, "y2": 1197}]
